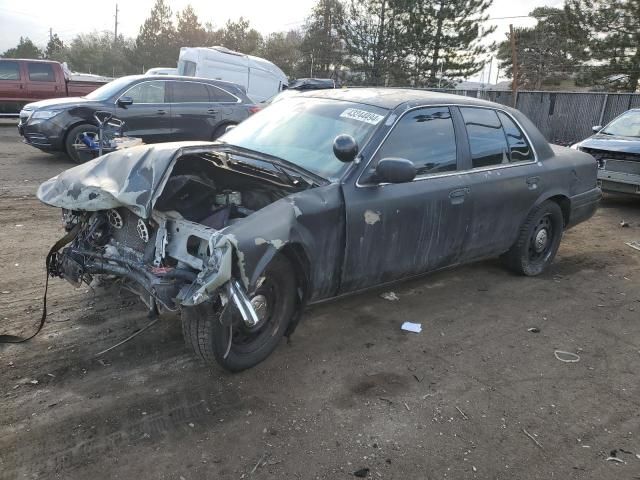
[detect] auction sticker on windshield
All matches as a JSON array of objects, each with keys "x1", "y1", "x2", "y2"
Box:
[{"x1": 340, "y1": 108, "x2": 385, "y2": 125}]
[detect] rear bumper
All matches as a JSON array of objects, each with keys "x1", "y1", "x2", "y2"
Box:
[{"x1": 567, "y1": 187, "x2": 601, "y2": 229}]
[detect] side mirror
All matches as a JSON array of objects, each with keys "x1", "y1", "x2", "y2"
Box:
[
  {"x1": 225, "y1": 124, "x2": 236, "y2": 134},
  {"x1": 375, "y1": 157, "x2": 416, "y2": 184},
  {"x1": 117, "y1": 96, "x2": 133, "y2": 107},
  {"x1": 592, "y1": 125, "x2": 602, "y2": 133},
  {"x1": 333, "y1": 134, "x2": 358, "y2": 163}
]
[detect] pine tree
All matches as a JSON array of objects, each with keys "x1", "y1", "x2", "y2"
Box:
[
  {"x1": 300, "y1": 0, "x2": 345, "y2": 79},
  {"x1": 2, "y1": 37, "x2": 42, "y2": 59},
  {"x1": 403, "y1": 0, "x2": 495, "y2": 87},
  {"x1": 496, "y1": 8, "x2": 588, "y2": 90},
  {"x1": 135, "y1": 0, "x2": 178, "y2": 70},
  {"x1": 176, "y1": 5, "x2": 208, "y2": 47},
  {"x1": 339, "y1": 0, "x2": 408, "y2": 85},
  {"x1": 217, "y1": 18, "x2": 263, "y2": 54},
  {"x1": 566, "y1": 0, "x2": 640, "y2": 92},
  {"x1": 45, "y1": 33, "x2": 65, "y2": 60},
  {"x1": 261, "y1": 30, "x2": 304, "y2": 78}
]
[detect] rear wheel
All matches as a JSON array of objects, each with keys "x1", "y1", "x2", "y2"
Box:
[
  {"x1": 211, "y1": 123, "x2": 236, "y2": 141},
  {"x1": 502, "y1": 200, "x2": 564, "y2": 276},
  {"x1": 182, "y1": 254, "x2": 297, "y2": 371},
  {"x1": 65, "y1": 123, "x2": 98, "y2": 164}
]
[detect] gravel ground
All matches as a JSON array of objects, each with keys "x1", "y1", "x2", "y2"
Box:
[{"x1": 1, "y1": 123, "x2": 640, "y2": 479}]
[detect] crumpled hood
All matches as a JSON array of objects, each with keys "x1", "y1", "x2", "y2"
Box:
[
  {"x1": 579, "y1": 134, "x2": 640, "y2": 155},
  {"x1": 37, "y1": 141, "x2": 215, "y2": 218}
]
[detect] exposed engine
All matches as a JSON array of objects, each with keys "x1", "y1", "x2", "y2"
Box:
[{"x1": 52, "y1": 152, "x2": 297, "y2": 313}]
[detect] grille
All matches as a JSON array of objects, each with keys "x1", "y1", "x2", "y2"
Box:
[
  {"x1": 604, "y1": 160, "x2": 640, "y2": 175},
  {"x1": 109, "y1": 208, "x2": 153, "y2": 253},
  {"x1": 582, "y1": 148, "x2": 640, "y2": 162}
]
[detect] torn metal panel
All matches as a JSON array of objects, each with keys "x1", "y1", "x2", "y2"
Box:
[
  {"x1": 221, "y1": 184, "x2": 345, "y2": 301},
  {"x1": 36, "y1": 142, "x2": 215, "y2": 218}
]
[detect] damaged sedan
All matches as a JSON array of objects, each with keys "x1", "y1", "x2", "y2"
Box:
[{"x1": 36, "y1": 89, "x2": 601, "y2": 371}]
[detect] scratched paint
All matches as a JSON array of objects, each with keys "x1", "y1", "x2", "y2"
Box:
[{"x1": 364, "y1": 210, "x2": 381, "y2": 225}]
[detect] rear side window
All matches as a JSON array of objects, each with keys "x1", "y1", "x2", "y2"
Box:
[
  {"x1": 374, "y1": 106, "x2": 457, "y2": 176},
  {"x1": 460, "y1": 107, "x2": 509, "y2": 168},
  {"x1": 497, "y1": 111, "x2": 534, "y2": 162},
  {"x1": 123, "y1": 81, "x2": 166, "y2": 103},
  {"x1": 27, "y1": 63, "x2": 55, "y2": 82},
  {"x1": 0, "y1": 61, "x2": 20, "y2": 80},
  {"x1": 208, "y1": 85, "x2": 238, "y2": 102},
  {"x1": 171, "y1": 81, "x2": 209, "y2": 102}
]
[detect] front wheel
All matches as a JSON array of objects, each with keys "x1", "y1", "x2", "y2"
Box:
[
  {"x1": 502, "y1": 200, "x2": 564, "y2": 276},
  {"x1": 182, "y1": 254, "x2": 297, "y2": 372},
  {"x1": 65, "y1": 123, "x2": 99, "y2": 164}
]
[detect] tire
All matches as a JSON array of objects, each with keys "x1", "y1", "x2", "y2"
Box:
[
  {"x1": 65, "y1": 124, "x2": 98, "y2": 164},
  {"x1": 182, "y1": 254, "x2": 297, "y2": 372},
  {"x1": 211, "y1": 123, "x2": 235, "y2": 141},
  {"x1": 502, "y1": 200, "x2": 564, "y2": 276}
]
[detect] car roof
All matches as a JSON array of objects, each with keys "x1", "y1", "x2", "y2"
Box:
[
  {"x1": 122, "y1": 74, "x2": 248, "y2": 96},
  {"x1": 135, "y1": 74, "x2": 237, "y2": 86},
  {"x1": 0, "y1": 58, "x2": 59, "y2": 64},
  {"x1": 299, "y1": 87, "x2": 501, "y2": 110}
]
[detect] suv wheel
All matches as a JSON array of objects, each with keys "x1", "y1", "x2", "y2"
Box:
[{"x1": 65, "y1": 124, "x2": 98, "y2": 163}]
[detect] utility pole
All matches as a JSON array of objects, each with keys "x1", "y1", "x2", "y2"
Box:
[
  {"x1": 114, "y1": 4, "x2": 119, "y2": 44},
  {"x1": 509, "y1": 24, "x2": 518, "y2": 107},
  {"x1": 49, "y1": 27, "x2": 53, "y2": 42},
  {"x1": 487, "y1": 56, "x2": 493, "y2": 89}
]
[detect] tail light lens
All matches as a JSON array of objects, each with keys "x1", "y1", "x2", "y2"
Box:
[{"x1": 248, "y1": 105, "x2": 262, "y2": 115}]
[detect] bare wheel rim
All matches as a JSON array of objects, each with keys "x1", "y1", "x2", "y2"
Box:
[
  {"x1": 528, "y1": 214, "x2": 553, "y2": 263},
  {"x1": 72, "y1": 131, "x2": 98, "y2": 161},
  {"x1": 229, "y1": 276, "x2": 283, "y2": 353}
]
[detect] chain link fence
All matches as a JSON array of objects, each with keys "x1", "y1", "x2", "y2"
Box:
[{"x1": 427, "y1": 89, "x2": 640, "y2": 146}]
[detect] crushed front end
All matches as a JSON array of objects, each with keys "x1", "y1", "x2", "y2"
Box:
[
  {"x1": 39, "y1": 143, "x2": 305, "y2": 323},
  {"x1": 53, "y1": 206, "x2": 236, "y2": 314}
]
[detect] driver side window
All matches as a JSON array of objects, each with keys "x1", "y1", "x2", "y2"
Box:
[
  {"x1": 123, "y1": 81, "x2": 166, "y2": 104},
  {"x1": 372, "y1": 106, "x2": 457, "y2": 177}
]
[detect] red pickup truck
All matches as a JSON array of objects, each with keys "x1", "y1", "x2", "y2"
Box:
[{"x1": 0, "y1": 58, "x2": 107, "y2": 116}]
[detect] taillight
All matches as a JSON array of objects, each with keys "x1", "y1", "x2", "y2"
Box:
[{"x1": 248, "y1": 105, "x2": 262, "y2": 115}]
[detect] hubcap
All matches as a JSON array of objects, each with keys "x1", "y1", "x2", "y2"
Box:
[
  {"x1": 249, "y1": 294, "x2": 268, "y2": 325},
  {"x1": 534, "y1": 228, "x2": 548, "y2": 252}
]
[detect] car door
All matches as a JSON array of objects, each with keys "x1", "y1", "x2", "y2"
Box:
[
  {"x1": 168, "y1": 80, "x2": 219, "y2": 141},
  {"x1": 207, "y1": 84, "x2": 245, "y2": 134},
  {"x1": 455, "y1": 106, "x2": 542, "y2": 260},
  {"x1": 25, "y1": 62, "x2": 62, "y2": 100},
  {"x1": 0, "y1": 60, "x2": 26, "y2": 110},
  {"x1": 115, "y1": 80, "x2": 171, "y2": 143},
  {"x1": 340, "y1": 106, "x2": 473, "y2": 293}
]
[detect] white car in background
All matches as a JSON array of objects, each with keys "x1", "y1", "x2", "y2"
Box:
[
  {"x1": 177, "y1": 46, "x2": 287, "y2": 103},
  {"x1": 145, "y1": 67, "x2": 178, "y2": 76}
]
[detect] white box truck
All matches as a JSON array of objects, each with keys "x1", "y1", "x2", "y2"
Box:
[{"x1": 177, "y1": 46, "x2": 288, "y2": 103}]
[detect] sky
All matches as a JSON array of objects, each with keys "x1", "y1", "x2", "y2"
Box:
[{"x1": 0, "y1": 0, "x2": 563, "y2": 82}]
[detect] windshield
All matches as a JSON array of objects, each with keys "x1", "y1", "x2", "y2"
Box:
[
  {"x1": 85, "y1": 76, "x2": 136, "y2": 101},
  {"x1": 221, "y1": 97, "x2": 388, "y2": 180},
  {"x1": 601, "y1": 110, "x2": 640, "y2": 138}
]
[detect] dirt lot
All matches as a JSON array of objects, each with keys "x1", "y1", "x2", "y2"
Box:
[{"x1": 1, "y1": 122, "x2": 640, "y2": 480}]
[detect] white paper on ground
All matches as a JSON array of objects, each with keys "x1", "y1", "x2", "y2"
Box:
[{"x1": 401, "y1": 322, "x2": 422, "y2": 333}]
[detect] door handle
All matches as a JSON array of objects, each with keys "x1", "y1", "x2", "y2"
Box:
[
  {"x1": 207, "y1": 108, "x2": 218, "y2": 114},
  {"x1": 449, "y1": 187, "x2": 470, "y2": 205},
  {"x1": 157, "y1": 109, "x2": 167, "y2": 115},
  {"x1": 526, "y1": 176, "x2": 540, "y2": 190}
]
